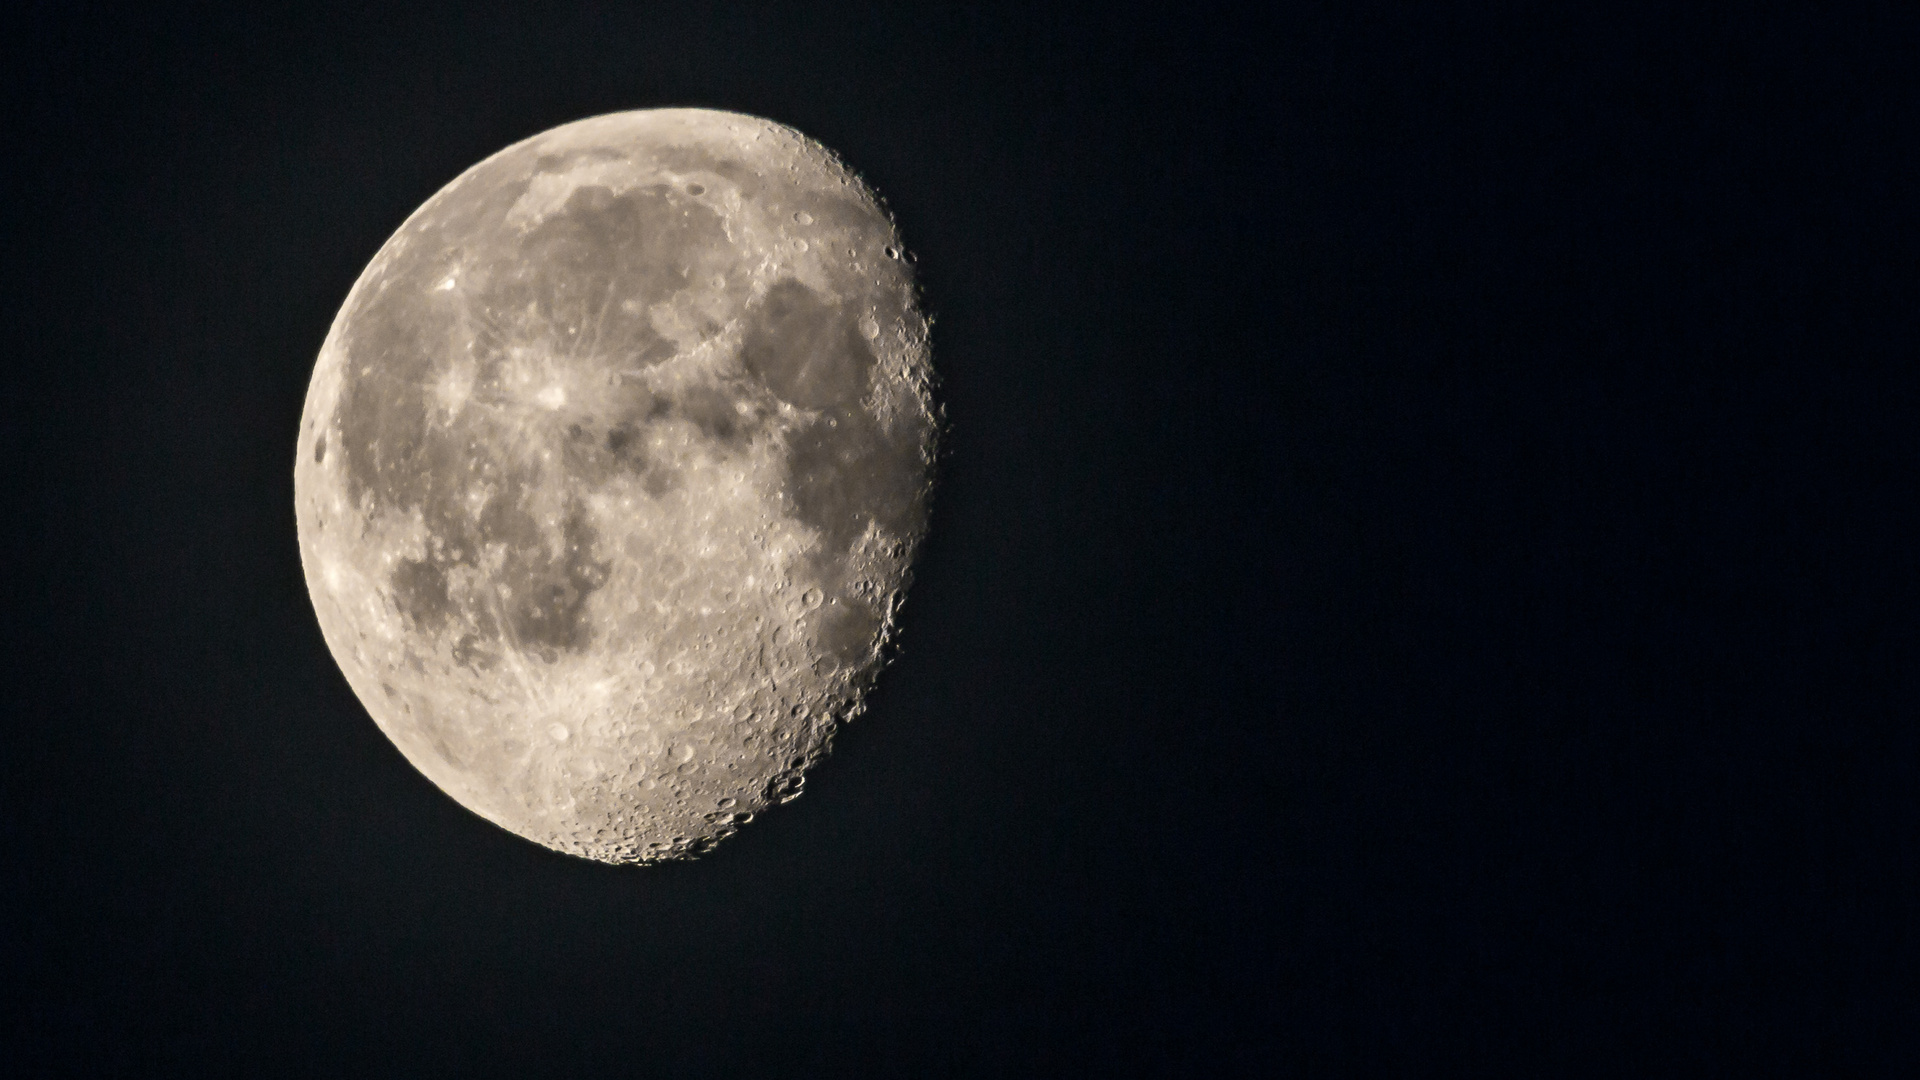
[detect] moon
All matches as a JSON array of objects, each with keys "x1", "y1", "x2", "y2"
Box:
[{"x1": 293, "y1": 109, "x2": 936, "y2": 864}]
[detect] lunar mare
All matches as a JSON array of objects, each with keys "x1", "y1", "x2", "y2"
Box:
[{"x1": 294, "y1": 110, "x2": 935, "y2": 864}]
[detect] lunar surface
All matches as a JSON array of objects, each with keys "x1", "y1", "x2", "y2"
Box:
[{"x1": 294, "y1": 109, "x2": 936, "y2": 864}]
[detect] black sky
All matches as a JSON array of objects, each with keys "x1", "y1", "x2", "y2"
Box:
[{"x1": 4, "y1": 3, "x2": 1917, "y2": 1074}]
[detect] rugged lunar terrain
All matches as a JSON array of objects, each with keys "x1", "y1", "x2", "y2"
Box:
[{"x1": 294, "y1": 110, "x2": 936, "y2": 863}]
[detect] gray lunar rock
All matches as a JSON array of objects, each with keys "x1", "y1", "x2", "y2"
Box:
[{"x1": 294, "y1": 109, "x2": 936, "y2": 864}]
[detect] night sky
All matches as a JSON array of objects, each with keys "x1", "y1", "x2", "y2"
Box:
[{"x1": 4, "y1": 4, "x2": 1916, "y2": 1074}]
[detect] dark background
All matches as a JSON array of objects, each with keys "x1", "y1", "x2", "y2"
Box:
[{"x1": 4, "y1": 3, "x2": 1916, "y2": 1074}]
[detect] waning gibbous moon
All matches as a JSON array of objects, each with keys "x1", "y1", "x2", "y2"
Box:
[{"x1": 293, "y1": 109, "x2": 937, "y2": 864}]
